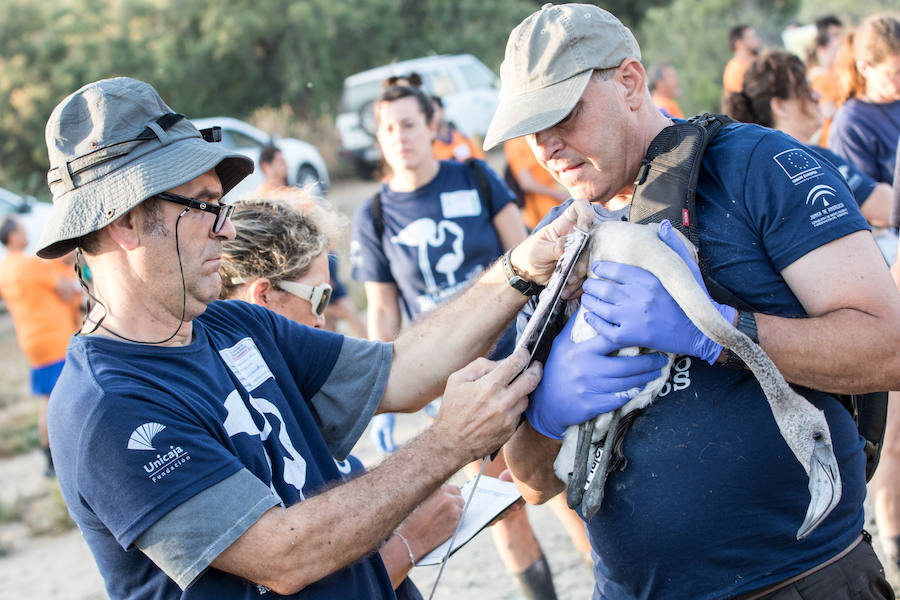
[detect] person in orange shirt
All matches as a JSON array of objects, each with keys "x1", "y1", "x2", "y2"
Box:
[
  {"x1": 0, "y1": 216, "x2": 81, "y2": 477},
  {"x1": 649, "y1": 62, "x2": 685, "y2": 118},
  {"x1": 504, "y1": 136, "x2": 570, "y2": 230},
  {"x1": 723, "y1": 24, "x2": 761, "y2": 93},
  {"x1": 430, "y1": 96, "x2": 485, "y2": 162},
  {"x1": 808, "y1": 15, "x2": 845, "y2": 146}
]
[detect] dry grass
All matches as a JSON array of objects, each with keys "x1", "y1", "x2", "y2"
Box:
[
  {"x1": 0, "y1": 311, "x2": 40, "y2": 458},
  {"x1": 0, "y1": 485, "x2": 75, "y2": 538},
  {"x1": 0, "y1": 310, "x2": 30, "y2": 411},
  {"x1": 0, "y1": 311, "x2": 75, "y2": 545}
]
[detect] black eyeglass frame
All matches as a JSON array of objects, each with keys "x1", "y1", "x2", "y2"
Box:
[{"x1": 155, "y1": 191, "x2": 234, "y2": 233}]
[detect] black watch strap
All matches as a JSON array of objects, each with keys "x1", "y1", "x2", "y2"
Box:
[
  {"x1": 723, "y1": 310, "x2": 759, "y2": 369},
  {"x1": 501, "y1": 249, "x2": 543, "y2": 296}
]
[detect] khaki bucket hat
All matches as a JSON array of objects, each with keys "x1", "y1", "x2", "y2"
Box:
[
  {"x1": 38, "y1": 77, "x2": 254, "y2": 259},
  {"x1": 483, "y1": 3, "x2": 641, "y2": 150}
]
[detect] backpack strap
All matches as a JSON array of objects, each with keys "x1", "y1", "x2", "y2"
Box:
[
  {"x1": 628, "y1": 113, "x2": 754, "y2": 311},
  {"x1": 842, "y1": 391, "x2": 888, "y2": 482},
  {"x1": 371, "y1": 191, "x2": 384, "y2": 241},
  {"x1": 465, "y1": 158, "x2": 494, "y2": 216}
]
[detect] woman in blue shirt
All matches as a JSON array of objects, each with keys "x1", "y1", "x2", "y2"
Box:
[
  {"x1": 829, "y1": 15, "x2": 900, "y2": 186},
  {"x1": 723, "y1": 48, "x2": 892, "y2": 226}
]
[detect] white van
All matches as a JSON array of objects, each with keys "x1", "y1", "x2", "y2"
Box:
[{"x1": 335, "y1": 54, "x2": 499, "y2": 177}]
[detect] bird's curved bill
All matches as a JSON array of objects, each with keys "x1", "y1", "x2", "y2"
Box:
[{"x1": 796, "y1": 439, "x2": 842, "y2": 540}]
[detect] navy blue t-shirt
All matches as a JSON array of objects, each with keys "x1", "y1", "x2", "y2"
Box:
[
  {"x1": 828, "y1": 97, "x2": 900, "y2": 185},
  {"x1": 523, "y1": 124, "x2": 870, "y2": 599},
  {"x1": 810, "y1": 145, "x2": 877, "y2": 208},
  {"x1": 351, "y1": 160, "x2": 513, "y2": 320},
  {"x1": 49, "y1": 301, "x2": 395, "y2": 600},
  {"x1": 352, "y1": 159, "x2": 516, "y2": 357}
]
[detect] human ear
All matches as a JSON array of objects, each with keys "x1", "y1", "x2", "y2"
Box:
[
  {"x1": 770, "y1": 97, "x2": 789, "y2": 121},
  {"x1": 247, "y1": 278, "x2": 274, "y2": 307},
  {"x1": 105, "y1": 211, "x2": 140, "y2": 251},
  {"x1": 619, "y1": 59, "x2": 647, "y2": 110}
]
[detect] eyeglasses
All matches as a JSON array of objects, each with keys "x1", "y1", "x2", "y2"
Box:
[
  {"x1": 276, "y1": 280, "x2": 333, "y2": 318},
  {"x1": 155, "y1": 191, "x2": 234, "y2": 233}
]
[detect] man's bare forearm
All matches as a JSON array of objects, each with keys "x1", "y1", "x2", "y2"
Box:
[
  {"x1": 384, "y1": 261, "x2": 528, "y2": 411},
  {"x1": 504, "y1": 421, "x2": 565, "y2": 505},
  {"x1": 757, "y1": 308, "x2": 900, "y2": 393},
  {"x1": 759, "y1": 231, "x2": 900, "y2": 394},
  {"x1": 212, "y1": 426, "x2": 464, "y2": 594}
]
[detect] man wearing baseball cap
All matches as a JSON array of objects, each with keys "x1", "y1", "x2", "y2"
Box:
[
  {"x1": 496, "y1": 4, "x2": 900, "y2": 599},
  {"x1": 42, "y1": 77, "x2": 604, "y2": 599}
]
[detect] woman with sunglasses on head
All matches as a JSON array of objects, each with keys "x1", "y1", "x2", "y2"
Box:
[
  {"x1": 219, "y1": 197, "x2": 464, "y2": 599},
  {"x1": 829, "y1": 14, "x2": 900, "y2": 187},
  {"x1": 723, "y1": 48, "x2": 892, "y2": 226},
  {"x1": 352, "y1": 83, "x2": 592, "y2": 600}
]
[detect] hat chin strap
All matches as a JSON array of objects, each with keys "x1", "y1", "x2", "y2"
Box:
[{"x1": 78, "y1": 209, "x2": 189, "y2": 345}]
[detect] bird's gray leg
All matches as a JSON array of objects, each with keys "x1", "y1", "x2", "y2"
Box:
[
  {"x1": 567, "y1": 420, "x2": 595, "y2": 509},
  {"x1": 582, "y1": 408, "x2": 623, "y2": 520}
]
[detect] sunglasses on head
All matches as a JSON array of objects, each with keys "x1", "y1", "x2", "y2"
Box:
[{"x1": 276, "y1": 280, "x2": 333, "y2": 318}]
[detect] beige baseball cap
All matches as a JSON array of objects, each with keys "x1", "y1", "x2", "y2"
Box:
[{"x1": 483, "y1": 3, "x2": 641, "y2": 150}]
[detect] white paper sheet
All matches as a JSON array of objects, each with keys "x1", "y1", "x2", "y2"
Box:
[{"x1": 416, "y1": 475, "x2": 522, "y2": 566}]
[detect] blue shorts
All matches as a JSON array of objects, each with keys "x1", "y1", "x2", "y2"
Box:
[{"x1": 30, "y1": 359, "x2": 65, "y2": 396}]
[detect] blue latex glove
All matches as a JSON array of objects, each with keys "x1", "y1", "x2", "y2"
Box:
[
  {"x1": 369, "y1": 413, "x2": 397, "y2": 454},
  {"x1": 526, "y1": 311, "x2": 669, "y2": 440},
  {"x1": 579, "y1": 220, "x2": 737, "y2": 365}
]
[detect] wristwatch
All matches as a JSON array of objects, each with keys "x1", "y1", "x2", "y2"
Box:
[
  {"x1": 501, "y1": 249, "x2": 543, "y2": 296},
  {"x1": 723, "y1": 310, "x2": 759, "y2": 369}
]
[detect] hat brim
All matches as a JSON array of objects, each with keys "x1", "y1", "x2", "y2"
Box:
[
  {"x1": 37, "y1": 138, "x2": 253, "y2": 259},
  {"x1": 483, "y1": 70, "x2": 593, "y2": 150}
]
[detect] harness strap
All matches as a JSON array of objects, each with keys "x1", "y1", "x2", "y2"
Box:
[{"x1": 733, "y1": 534, "x2": 864, "y2": 600}]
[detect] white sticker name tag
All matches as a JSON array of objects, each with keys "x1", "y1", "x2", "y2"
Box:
[
  {"x1": 219, "y1": 337, "x2": 274, "y2": 392},
  {"x1": 440, "y1": 189, "x2": 482, "y2": 218}
]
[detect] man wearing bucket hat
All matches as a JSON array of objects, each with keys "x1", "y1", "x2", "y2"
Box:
[
  {"x1": 42, "y1": 76, "x2": 603, "y2": 599},
  {"x1": 495, "y1": 4, "x2": 900, "y2": 599}
]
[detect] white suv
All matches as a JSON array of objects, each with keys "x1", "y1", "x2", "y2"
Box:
[
  {"x1": 191, "y1": 117, "x2": 330, "y2": 200},
  {"x1": 335, "y1": 54, "x2": 499, "y2": 177},
  {"x1": 0, "y1": 187, "x2": 52, "y2": 259}
]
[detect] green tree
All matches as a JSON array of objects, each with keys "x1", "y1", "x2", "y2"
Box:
[
  {"x1": 638, "y1": 0, "x2": 800, "y2": 116},
  {"x1": 0, "y1": 0, "x2": 535, "y2": 198}
]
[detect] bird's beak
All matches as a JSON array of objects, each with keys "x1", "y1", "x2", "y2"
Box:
[{"x1": 796, "y1": 438, "x2": 842, "y2": 540}]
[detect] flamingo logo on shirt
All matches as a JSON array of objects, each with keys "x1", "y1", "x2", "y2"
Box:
[
  {"x1": 223, "y1": 389, "x2": 307, "y2": 504},
  {"x1": 390, "y1": 218, "x2": 465, "y2": 292}
]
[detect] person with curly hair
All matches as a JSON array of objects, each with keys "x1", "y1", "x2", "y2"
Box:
[
  {"x1": 723, "y1": 48, "x2": 892, "y2": 226},
  {"x1": 829, "y1": 14, "x2": 900, "y2": 186}
]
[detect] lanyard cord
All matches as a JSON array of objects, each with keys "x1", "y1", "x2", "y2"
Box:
[
  {"x1": 427, "y1": 454, "x2": 489, "y2": 600},
  {"x1": 76, "y1": 209, "x2": 189, "y2": 345}
]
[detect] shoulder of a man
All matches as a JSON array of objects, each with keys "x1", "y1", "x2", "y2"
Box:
[{"x1": 199, "y1": 297, "x2": 270, "y2": 329}]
